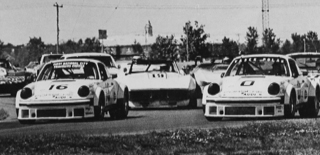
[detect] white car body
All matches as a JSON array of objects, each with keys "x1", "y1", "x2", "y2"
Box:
[
  {"x1": 15, "y1": 59, "x2": 129, "y2": 124},
  {"x1": 203, "y1": 54, "x2": 320, "y2": 121},
  {"x1": 117, "y1": 59, "x2": 197, "y2": 108},
  {"x1": 61, "y1": 52, "x2": 124, "y2": 78}
]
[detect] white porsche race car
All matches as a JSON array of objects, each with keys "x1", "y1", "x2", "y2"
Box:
[
  {"x1": 15, "y1": 59, "x2": 129, "y2": 124},
  {"x1": 117, "y1": 59, "x2": 197, "y2": 108},
  {"x1": 203, "y1": 54, "x2": 320, "y2": 121}
]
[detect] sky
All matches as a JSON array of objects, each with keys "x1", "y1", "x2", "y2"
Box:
[{"x1": 1, "y1": 0, "x2": 320, "y2": 46}]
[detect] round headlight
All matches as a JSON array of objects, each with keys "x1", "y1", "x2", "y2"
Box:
[
  {"x1": 78, "y1": 85, "x2": 90, "y2": 97},
  {"x1": 20, "y1": 87, "x2": 32, "y2": 99},
  {"x1": 207, "y1": 83, "x2": 220, "y2": 95},
  {"x1": 268, "y1": 83, "x2": 280, "y2": 95}
]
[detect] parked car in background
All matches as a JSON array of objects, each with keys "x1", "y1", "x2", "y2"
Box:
[
  {"x1": 203, "y1": 54, "x2": 320, "y2": 121},
  {"x1": 0, "y1": 59, "x2": 31, "y2": 96},
  {"x1": 191, "y1": 63, "x2": 229, "y2": 94},
  {"x1": 25, "y1": 54, "x2": 63, "y2": 81},
  {"x1": 287, "y1": 52, "x2": 320, "y2": 74},
  {"x1": 61, "y1": 52, "x2": 124, "y2": 78},
  {"x1": 117, "y1": 58, "x2": 197, "y2": 108},
  {"x1": 16, "y1": 59, "x2": 129, "y2": 124}
]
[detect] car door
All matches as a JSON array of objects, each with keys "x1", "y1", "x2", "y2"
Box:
[
  {"x1": 288, "y1": 59, "x2": 308, "y2": 103},
  {"x1": 98, "y1": 63, "x2": 117, "y2": 105}
]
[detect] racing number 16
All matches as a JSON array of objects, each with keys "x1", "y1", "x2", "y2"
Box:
[{"x1": 49, "y1": 84, "x2": 68, "y2": 90}]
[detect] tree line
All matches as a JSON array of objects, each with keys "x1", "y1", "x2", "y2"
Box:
[{"x1": 0, "y1": 21, "x2": 319, "y2": 67}]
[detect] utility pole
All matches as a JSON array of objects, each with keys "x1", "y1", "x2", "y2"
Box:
[
  {"x1": 262, "y1": 0, "x2": 269, "y2": 32},
  {"x1": 53, "y1": 2, "x2": 63, "y2": 54},
  {"x1": 186, "y1": 23, "x2": 189, "y2": 62}
]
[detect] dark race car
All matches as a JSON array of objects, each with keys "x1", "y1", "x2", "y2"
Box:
[{"x1": 0, "y1": 59, "x2": 31, "y2": 96}]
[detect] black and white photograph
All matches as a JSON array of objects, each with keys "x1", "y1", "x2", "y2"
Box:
[{"x1": 1, "y1": 0, "x2": 320, "y2": 154}]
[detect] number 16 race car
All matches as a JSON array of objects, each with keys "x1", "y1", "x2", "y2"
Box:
[
  {"x1": 15, "y1": 59, "x2": 129, "y2": 124},
  {"x1": 203, "y1": 54, "x2": 320, "y2": 121}
]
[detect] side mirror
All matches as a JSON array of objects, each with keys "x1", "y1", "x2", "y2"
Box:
[
  {"x1": 111, "y1": 74, "x2": 118, "y2": 79},
  {"x1": 220, "y1": 72, "x2": 225, "y2": 78},
  {"x1": 302, "y1": 71, "x2": 308, "y2": 76},
  {"x1": 292, "y1": 72, "x2": 299, "y2": 78}
]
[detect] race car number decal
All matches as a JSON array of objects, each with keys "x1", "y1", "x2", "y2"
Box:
[
  {"x1": 240, "y1": 81, "x2": 254, "y2": 86},
  {"x1": 49, "y1": 84, "x2": 68, "y2": 90}
]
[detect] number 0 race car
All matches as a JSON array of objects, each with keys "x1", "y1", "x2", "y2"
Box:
[
  {"x1": 203, "y1": 54, "x2": 320, "y2": 121},
  {"x1": 15, "y1": 59, "x2": 129, "y2": 124},
  {"x1": 117, "y1": 59, "x2": 197, "y2": 108}
]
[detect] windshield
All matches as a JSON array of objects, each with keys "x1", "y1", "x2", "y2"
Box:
[
  {"x1": 130, "y1": 62, "x2": 176, "y2": 73},
  {"x1": 65, "y1": 56, "x2": 116, "y2": 68},
  {"x1": 225, "y1": 57, "x2": 290, "y2": 77},
  {"x1": 43, "y1": 55, "x2": 62, "y2": 63},
  {"x1": 291, "y1": 56, "x2": 320, "y2": 72},
  {"x1": 37, "y1": 61, "x2": 99, "y2": 81}
]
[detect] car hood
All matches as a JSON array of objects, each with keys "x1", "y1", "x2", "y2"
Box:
[
  {"x1": 24, "y1": 79, "x2": 99, "y2": 100},
  {"x1": 117, "y1": 72, "x2": 195, "y2": 90},
  {"x1": 217, "y1": 75, "x2": 290, "y2": 98}
]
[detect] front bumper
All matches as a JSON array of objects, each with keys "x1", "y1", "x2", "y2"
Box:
[
  {"x1": 17, "y1": 99, "x2": 94, "y2": 120},
  {"x1": 129, "y1": 89, "x2": 193, "y2": 108},
  {"x1": 204, "y1": 97, "x2": 284, "y2": 118}
]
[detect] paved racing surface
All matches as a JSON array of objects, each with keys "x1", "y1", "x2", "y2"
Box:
[{"x1": 0, "y1": 95, "x2": 303, "y2": 137}]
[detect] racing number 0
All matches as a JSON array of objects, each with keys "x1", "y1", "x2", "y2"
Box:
[{"x1": 49, "y1": 84, "x2": 68, "y2": 90}]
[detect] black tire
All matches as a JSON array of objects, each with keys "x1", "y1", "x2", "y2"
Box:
[
  {"x1": 284, "y1": 92, "x2": 296, "y2": 118},
  {"x1": 205, "y1": 117, "x2": 222, "y2": 121},
  {"x1": 93, "y1": 94, "x2": 105, "y2": 120},
  {"x1": 18, "y1": 120, "x2": 35, "y2": 124},
  {"x1": 188, "y1": 84, "x2": 201, "y2": 109},
  {"x1": 299, "y1": 97, "x2": 319, "y2": 118},
  {"x1": 109, "y1": 91, "x2": 129, "y2": 120}
]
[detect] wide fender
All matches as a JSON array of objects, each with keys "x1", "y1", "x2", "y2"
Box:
[
  {"x1": 15, "y1": 89, "x2": 22, "y2": 108},
  {"x1": 93, "y1": 86, "x2": 103, "y2": 106},
  {"x1": 307, "y1": 79, "x2": 318, "y2": 97},
  {"x1": 202, "y1": 85, "x2": 210, "y2": 105},
  {"x1": 284, "y1": 84, "x2": 295, "y2": 105},
  {"x1": 116, "y1": 82, "x2": 127, "y2": 99}
]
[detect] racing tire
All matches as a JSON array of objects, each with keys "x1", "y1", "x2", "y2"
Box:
[
  {"x1": 109, "y1": 91, "x2": 129, "y2": 120},
  {"x1": 299, "y1": 97, "x2": 319, "y2": 118},
  {"x1": 284, "y1": 92, "x2": 296, "y2": 118},
  {"x1": 93, "y1": 94, "x2": 105, "y2": 121},
  {"x1": 188, "y1": 84, "x2": 201, "y2": 109},
  {"x1": 18, "y1": 120, "x2": 35, "y2": 124},
  {"x1": 205, "y1": 117, "x2": 222, "y2": 121}
]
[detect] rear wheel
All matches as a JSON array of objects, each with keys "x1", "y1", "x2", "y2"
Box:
[
  {"x1": 299, "y1": 97, "x2": 319, "y2": 118},
  {"x1": 284, "y1": 92, "x2": 296, "y2": 118},
  {"x1": 109, "y1": 91, "x2": 129, "y2": 120},
  {"x1": 94, "y1": 94, "x2": 105, "y2": 120},
  {"x1": 188, "y1": 84, "x2": 201, "y2": 109}
]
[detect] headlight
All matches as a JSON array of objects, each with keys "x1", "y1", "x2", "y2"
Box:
[
  {"x1": 268, "y1": 83, "x2": 280, "y2": 95},
  {"x1": 78, "y1": 85, "x2": 90, "y2": 97},
  {"x1": 20, "y1": 87, "x2": 33, "y2": 99},
  {"x1": 207, "y1": 83, "x2": 220, "y2": 95}
]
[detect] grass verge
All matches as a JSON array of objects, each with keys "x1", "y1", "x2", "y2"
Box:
[
  {"x1": 1, "y1": 119, "x2": 320, "y2": 154},
  {"x1": 0, "y1": 109, "x2": 9, "y2": 121}
]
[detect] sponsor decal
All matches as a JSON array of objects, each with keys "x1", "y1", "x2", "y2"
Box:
[{"x1": 53, "y1": 62, "x2": 88, "y2": 69}]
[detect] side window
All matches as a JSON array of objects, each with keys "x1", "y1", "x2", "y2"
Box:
[
  {"x1": 98, "y1": 63, "x2": 108, "y2": 80},
  {"x1": 289, "y1": 59, "x2": 299, "y2": 77}
]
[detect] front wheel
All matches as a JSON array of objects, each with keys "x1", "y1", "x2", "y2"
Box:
[
  {"x1": 94, "y1": 94, "x2": 105, "y2": 120},
  {"x1": 284, "y1": 93, "x2": 296, "y2": 118}
]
